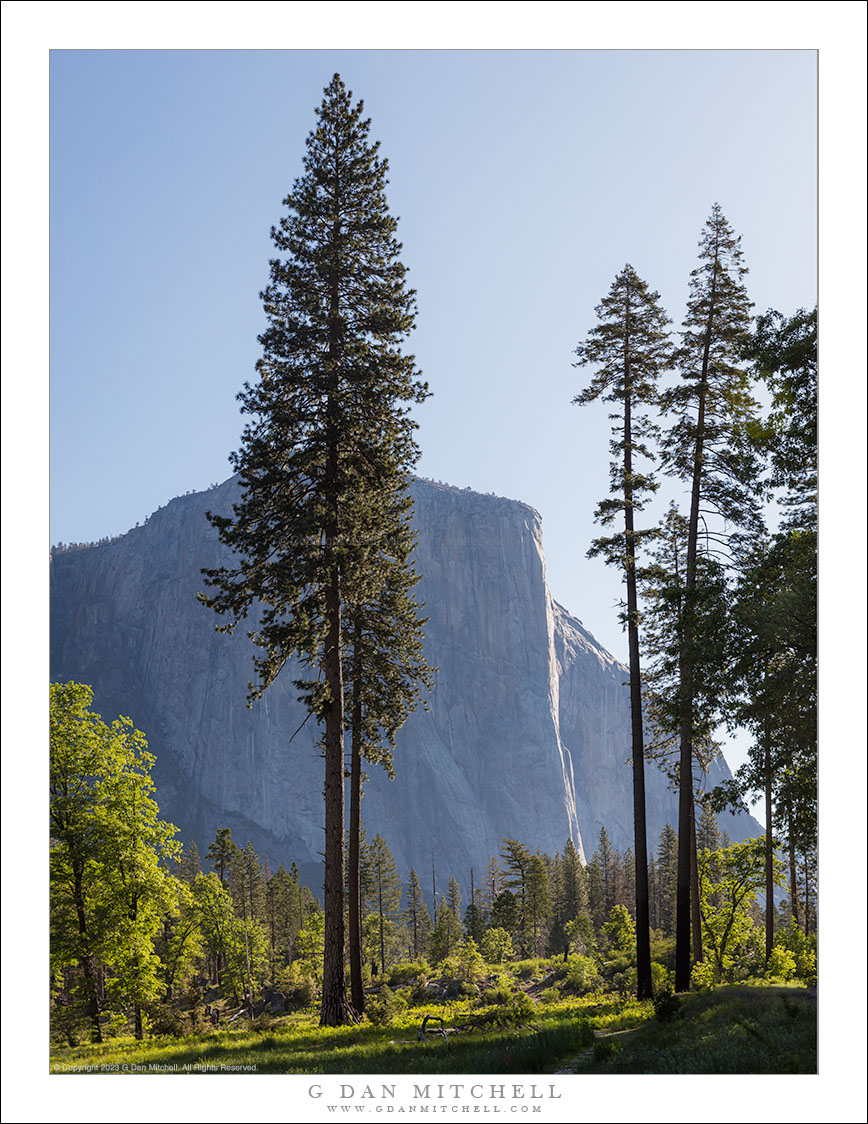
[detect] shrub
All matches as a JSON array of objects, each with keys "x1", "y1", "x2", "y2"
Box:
[
  {"x1": 455, "y1": 938, "x2": 486, "y2": 981},
  {"x1": 766, "y1": 945, "x2": 797, "y2": 982},
  {"x1": 774, "y1": 923, "x2": 817, "y2": 986},
  {"x1": 797, "y1": 948, "x2": 817, "y2": 988},
  {"x1": 446, "y1": 979, "x2": 478, "y2": 999},
  {"x1": 690, "y1": 959, "x2": 716, "y2": 992},
  {"x1": 481, "y1": 976, "x2": 515, "y2": 1006},
  {"x1": 651, "y1": 961, "x2": 673, "y2": 993},
  {"x1": 104, "y1": 1010, "x2": 133, "y2": 1039},
  {"x1": 514, "y1": 958, "x2": 546, "y2": 980},
  {"x1": 411, "y1": 981, "x2": 442, "y2": 1004},
  {"x1": 601, "y1": 953, "x2": 632, "y2": 982},
  {"x1": 537, "y1": 986, "x2": 562, "y2": 1004},
  {"x1": 653, "y1": 985, "x2": 681, "y2": 1023},
  {"x1": 366, "y1": 986, "x2": 408, "y2": 1026},
  {"x1": 475, "y1": 990, "x2": 535, "y2": 1028},
  {"x1": 147, "y1": 1003, "x2": 186, "y2": 1038},
  {"x1": 565, "y1": 954, "x2": 602, "y2": 995},
  {"x1": 480, "y1": 928, "x2": 514, "y2": 964},
  {"x1": 387, "y1": 961, "x2": 429, "y2": 987},
  {"x1": 284, "y1": 968, "x2": 317, "y2": 1009}
]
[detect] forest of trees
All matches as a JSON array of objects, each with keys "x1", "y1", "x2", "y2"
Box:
[
  {"x1": 50, "y1": 74, "x2": 816, "y2": 1042},
  {"x1": 49, "y1": 682, "x2": 816, "y2": 1045},
  {"x1": 572, "y1": 209, "x2": 817, "y2": 996}
]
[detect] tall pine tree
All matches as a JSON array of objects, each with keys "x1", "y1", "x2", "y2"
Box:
[
  {"x1": 199, "y1": 75, "x2": 430, "y2": 1024},
  {"x1": 661, "y1": 204, "x2": 757, "y2": 990},
  {"x1": 573, "y1": 262, "x2": 672, "y2": 999}
]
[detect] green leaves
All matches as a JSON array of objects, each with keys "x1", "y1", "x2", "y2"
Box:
[{"x1": 50, "y1": 683, "x2": 181, "y2": 1034}]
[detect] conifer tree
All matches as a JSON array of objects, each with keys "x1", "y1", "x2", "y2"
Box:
[
  {"x1": 345, "y1": 495, "x2": 434, "y2": 1011},
  {"x1": 199, "y1": 74, "x2": 429, "y2": 1024},
  {"x1": 404, "y1": 868, "x2": 432, "y2": 959},
  {"x1": 207, "y1": 828, "x2": 240, "y2": 887},
  {"x1": 573, "y1": 264, "x2": 672, "y2": 998},
  {"x1": 546, "y1": 851, "x2": 569, "y2": 958},
  {"x1": 561, "y1": 837, "x2": 589, "y2": 922},
  {"x1": 640, "y1": 503, "x2": 731, "y2": 963},
  {"x1": 446, "y1": 876, "x2": 463, "y2": 920},
  {"x1": 525, "y1": 854, "x2": 552, "y2": 956},
  {"x1": 179, "y1": 840, "x2": 203, "y2": 884},
  {"x1": 592, "y1": 828, "x2": 616, "y2": 918},
  {"x1": 656, "y1": 824, "x2": 679, "y2": 939},
  {"x1": 483, "y1": 857, "x2": 500, "y2": 913},
  {"x1": 713, "y1": 306, "x2": 817, "y2": 956},
  {"x1": 499, "y1": 839, "x2": 531, "y2": 956},
  {"x1": 661, "y1": 204, "x2": 757, "y2": 990},
  {"x1": 366, "y1": 834, "x2": 402, "y2": 975},
  {"x1": 463, "y1": 898, "x2": 487, "y2": 945},
  {"x1": 429, "y1": 906, "x2": 462, "y2": 964}
]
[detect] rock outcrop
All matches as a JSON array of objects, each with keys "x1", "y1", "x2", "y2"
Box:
[{"x1": 50, "y1": 476, "x2": 758, "y2": 890}]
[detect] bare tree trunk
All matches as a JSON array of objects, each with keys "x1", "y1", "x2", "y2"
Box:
[
  {"x1": 320, "y1": 567, "x2": 351, "y2": 1026},
  {"x1": 623, "y1": 377, "x2": 653, "y2": 1000},
  {"x1": 348, "y1": 631, "x2": 365, "y2": 1015},
  {"x1": 675, "y1": 269, "x2": 716, "y2": 993},
  {"x1": 71, "y1": 859, "x2": 103, "y2": 1042},
  {"x1": 786, "y1": 790, "x2": 800, "y2": 929},
  {"x1": 690, "y1": 794, "x2": 703, "y2": 965},
  {"x1": 764, "y1": 731, "x2": 774, "y2": 963}
]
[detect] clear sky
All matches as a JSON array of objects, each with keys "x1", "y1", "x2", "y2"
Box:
[
  {"x1": 48, "y1": 47, "x2": 817, "y2": 773},
  {"x1": 49, "y1": 50, "x2": 818, "y2": 604}
]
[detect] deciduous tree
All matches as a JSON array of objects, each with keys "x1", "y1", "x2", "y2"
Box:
[{"x1": 50, "y1": 682, "x2": 179, "y2": 1040}]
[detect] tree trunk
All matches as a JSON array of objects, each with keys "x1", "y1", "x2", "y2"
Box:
[
  {"x1": 786, "y1": 789, "x2": 800, "y2": 928},
  {"x1": 764, "y1": 733, "x2": 774, "y2": 963},
  {"x1": 675, "y1": 260, "x2": 718, "y2": 992},
  {"x1": 690, "y1": 793, "x2": 703, "y2": 965},
  {"x1": 320, "y1": 566, "x2": 351, "y2": 1026},
  {"x1": 319, "y1": 191, "x2": 352, "y2": 1027},
  {"x1": 378, "y1": 869, "x2": 386, "y2": 976},
  {"x1": 431, "y1": 854, "x2": 437, "y2": 926},
  {"x1": 623, "y1": 372, "x2": 653, "y2": 1000},
  {"x1": 71, "y1": 856, "x2": 103, "y2": 1042},
  {"x1": 348, "y1": 631, "x2": 365, "y2": 1015}
]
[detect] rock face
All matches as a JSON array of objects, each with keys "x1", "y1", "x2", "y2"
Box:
[{"x1": 50, "y1": 476, "x2": 757, "y2": 891}]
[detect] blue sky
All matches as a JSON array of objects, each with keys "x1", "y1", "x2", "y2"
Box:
[
  {"x1": 47, "y1": 49, "x2": 819, "y2": 782},
  {"x1": 49, "y1": 50, "x2": 816, "y2": 657}
]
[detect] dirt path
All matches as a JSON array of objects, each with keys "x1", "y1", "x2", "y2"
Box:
[{"x1": 554, "y1": 1025, "x2": 640, "y2": 1073}]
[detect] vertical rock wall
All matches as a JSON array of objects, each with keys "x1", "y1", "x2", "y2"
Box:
[{"x1": 50, "y1": 475, "x2": 757, "y2": 891}]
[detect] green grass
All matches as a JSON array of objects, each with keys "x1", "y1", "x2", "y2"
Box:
[
  {"x1": 49, "y1": 982, "x2": 815, "y2": 1076},
  {"x1": 50, "y1": 999, "x2": 594, "y2": 1075},
  {"x1": 579, "y1": 985, "x2": 816, "y2": 1074}
]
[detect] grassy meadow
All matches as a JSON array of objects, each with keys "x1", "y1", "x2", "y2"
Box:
[{"x1": 50, "y1": 967, "x2": 815, "y2": 1076}]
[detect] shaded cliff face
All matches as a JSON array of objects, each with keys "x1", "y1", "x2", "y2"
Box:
[{"x1": 50, "y1": 476, "x2": 756, "y2": 888}]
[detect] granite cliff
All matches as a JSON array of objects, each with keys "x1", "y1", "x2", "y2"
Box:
[{"x1": 50, "y1": 476, "x2": 757, "y2": 889}]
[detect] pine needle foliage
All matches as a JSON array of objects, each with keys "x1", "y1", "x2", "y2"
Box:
[{"x1": 198, "y1": 74, "x2": 430, "y2": 1025}]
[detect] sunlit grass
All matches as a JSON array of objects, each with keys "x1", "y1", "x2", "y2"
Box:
[
  {"x1": 49, "y1": 965, "x2": 815, "y2": 1076},
  {"x1": 50, "y1": 998, "x2": 596, "y2": 1075}
]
